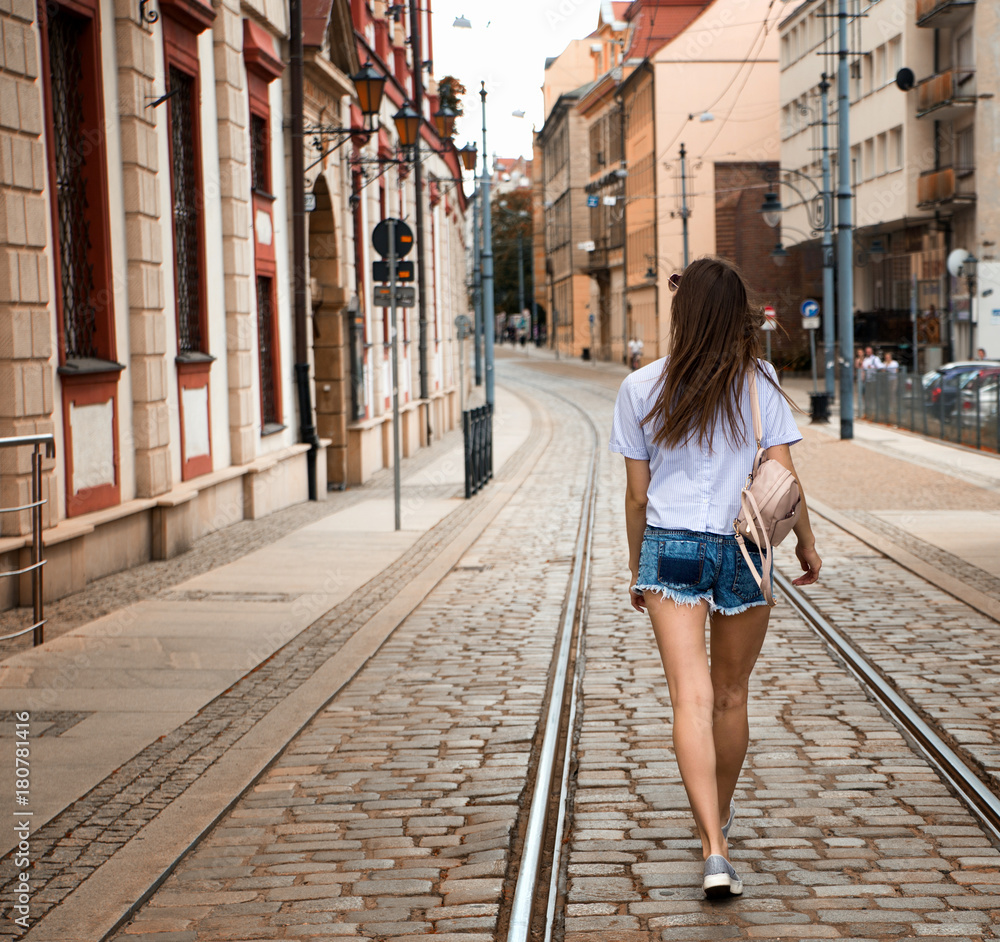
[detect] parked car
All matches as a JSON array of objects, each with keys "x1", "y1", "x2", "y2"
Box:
[
  {"x1": 959, "y1": 372, "x2": 1000, "y2": 426},
  {"x1": 907, "y1": 361, "x2": 1000, "y2": 415}
]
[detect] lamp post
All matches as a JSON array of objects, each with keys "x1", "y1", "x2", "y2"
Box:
[
  {"x1": 480, "y1": 81, "x2": 496, "y2": 408},
  {"x1": 759, "y1": 165, "x2": 834, "y2": 405},
  {"x1": 836, "y1": 0, "x2": 855, "y2": 439},
  {"x1": 459, "y1": 143, "x2": 482, "y2": 385},
  {"x1": 965, "y1": 254, "x2": 978, "y2": 360},
  {"x1": 408, "y1": 0, "x2": 430, "y2": 420}
]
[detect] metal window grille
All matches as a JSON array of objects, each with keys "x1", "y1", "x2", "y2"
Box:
[
  {"x1": 256, "y1": 275, "x2": 279, "y2": 426},
  {"x1": 48, "y1": 10, "x2": 98, "y2": 360},
  {"x1": 251, "y1": 113, "x2": 268, "y2": 194},
  {"x1": 169, "y1": 67, "x2": 203, "y2": 354}
]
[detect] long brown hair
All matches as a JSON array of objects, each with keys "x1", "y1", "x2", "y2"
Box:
[{"x1": 641, "y1": 256, "x2": 787, "y2": 449}]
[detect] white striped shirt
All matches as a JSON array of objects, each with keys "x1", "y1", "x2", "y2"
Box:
[{"x1": 609, "y1": 358, "x2": 802, "y2": 534}]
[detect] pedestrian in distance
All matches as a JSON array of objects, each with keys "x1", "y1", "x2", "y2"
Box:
[
  {"x1": 883, "y1": 351, "x2": 899, "y2": 374},
  {"x1": 977, "y1": 347, "x2": 988, "y2": 361},
  {"x1": 609, "y1": 257, "x2": 822, "y2": 900}
]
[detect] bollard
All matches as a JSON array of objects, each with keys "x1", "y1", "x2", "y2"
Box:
[{"x1": 810, "y1": 392, "x2": 831, "y2": 424}]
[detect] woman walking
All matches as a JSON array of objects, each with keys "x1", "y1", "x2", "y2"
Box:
[{"x1": 609, "y1": 258, "x2": 821, "y2": 899}]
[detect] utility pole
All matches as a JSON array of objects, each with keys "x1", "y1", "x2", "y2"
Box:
[
  {"x1": 472, "y1": 175, "x2": 483, "y2": 384},
  {"x1": 679, "y1": 143, "x2": 690, "y2": 268},
  {"x1": 289, "y1": 0, "x2": 318, "y2": 500},
  {"x1": 836, "y1": 0, "x2": 855, "y2": 439},
  {"x1": 409, "y1": 0, "x2": 429, "y2": 415},
  {"x1": 388, "y1": 220, "x2": 402, "y2": 531},
  {"x1": 517, "y1": 232, "x2": 525, "y2": 327},
  {"x1": 819, "y1": 74, "x2": 836, "y2": 402},
  {"x1": 619, "y1": 92, "x2": 628, "y2": 365},
  {"x1": 480, "y1": 82, "x2": 496, "y2": 407}
]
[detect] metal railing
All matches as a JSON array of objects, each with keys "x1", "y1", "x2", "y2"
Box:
[
  {"x1": 0, "y1": 434, "x2": 54, "y2": 645},
  {"x1": 859, "y1": 369, "x2": 1000, "y2": 453},
  {"x1": 463, "y1": 405, "x2": 493, "y2": 498}
]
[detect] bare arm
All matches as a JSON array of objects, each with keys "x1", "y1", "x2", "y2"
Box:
[
  {"x1": 764, "y1": 443, "x2": 822, "y2": 586},
  {"x1": 624, "y1": 457, "x2": 650, "y2": 611}
]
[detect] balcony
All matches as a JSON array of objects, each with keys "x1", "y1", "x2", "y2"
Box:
[
  {"x1": 916, "y1": 69, "x2": 977, "y2": 120},
  {"x1": 917, "y1": 166, "x2": 976, "y2": 209},
  {"x1": 916, "y1": 0, "x2": 975, "y2": 28}
]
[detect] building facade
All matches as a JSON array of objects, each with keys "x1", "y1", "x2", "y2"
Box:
[
  {"x1": 0, "y1": 0, "x2": 468, "y2": 611},
  {"x1": 779, "y1": 0, "x2": 1000, "y2": 366}
]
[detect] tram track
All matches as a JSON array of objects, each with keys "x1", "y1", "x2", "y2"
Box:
[{"x1": 495, "y1": 377, "x2": 599, "y2": 942}]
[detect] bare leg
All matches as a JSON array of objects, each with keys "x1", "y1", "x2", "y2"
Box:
[
  {"x1": 645, "y1": 594, "x2": 727, "y2": 860},
  {"x1": 708, "y1": 604, "x2": 771, "y2": 823}
]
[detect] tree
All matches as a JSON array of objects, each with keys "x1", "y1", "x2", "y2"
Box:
[
  {"x1": 437, "y1": 76, "x2": 466, "y2": 117},
  {"x1": 491, "y1": 187, "x2": 534, "y2": 321}
]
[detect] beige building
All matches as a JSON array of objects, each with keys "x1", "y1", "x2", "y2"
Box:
[
  {"x1": 641, "y1": 0, "x2": 783, "y2": 358},
  {"x1": 535, "y1": 2, "x2": 628, "y2": 358},
  {"x1": 779, "y1": 0, "x2": 1000, "y2": 364},
  {"x1": 0, "y1": 0, "x2": 467, "y2": 612}
]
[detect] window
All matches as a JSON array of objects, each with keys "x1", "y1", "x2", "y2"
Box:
[
  {"x1": 888, "y1": 36, "x2": 902, "y2": 76},
  {"x1": 168, "y1": 66, "x2": 204, "y2": 354},
  {"x1": 956, "y1": 30, "x2": 974, "y2": 83},
  {"x1": 251, "y1": 113, "x2": 270, "y2": 195},
  {"x1": 876, "y1": 133, "x2": 887, "y2": 175},
  {"x1": 850, "y1": 60, "x2": 862, "y2": 101},
  {"x1": 890, "y1": 126, "x2": 903, "y2": 170},
  {"x1": 244, "y1": 18, "x2": 284, "y2": 434},
  {"x1": 851, "y1": 144, "x2": 861, "y2": 187},
  {"x1": 875, "y1": 45, "x2": 886, "y2": 88},
  {"x1": 863, "y1": 138, "x2": 875, "y2": 179},
  {"x1": 44, "y1": 2, "x2": 115, "y2": 364},
  {"x1": 956, "y1": 125, "x2": 974, "y2": 172},
  {"x1": 256, "y1": 275, "x2": 279, "y2": 427}
]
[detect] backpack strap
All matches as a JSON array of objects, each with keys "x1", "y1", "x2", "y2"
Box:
[
  {"x1": 735, "y1": 490, "x2": 776, "y2": 606},
  {"x1": 748, "y1": 368, "x2": 764, "y2": 449}
]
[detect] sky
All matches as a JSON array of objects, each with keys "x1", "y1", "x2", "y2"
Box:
[{"x1": 427, "y1": 0, "x2": 603, "y2": 161}]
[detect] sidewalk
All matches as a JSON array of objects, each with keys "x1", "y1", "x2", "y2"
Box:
[{"x1": 0, "y1": 386, "x2": 532, "y2": 860}]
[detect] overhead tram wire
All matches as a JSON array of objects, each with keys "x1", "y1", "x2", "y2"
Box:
[{"x1": 651, "y1": 0, "x2": 779, "y2": 166}]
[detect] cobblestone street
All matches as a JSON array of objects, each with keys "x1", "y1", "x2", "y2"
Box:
[{"x1": 3, "y1": 356, "x2": 1000, "y2": 941}]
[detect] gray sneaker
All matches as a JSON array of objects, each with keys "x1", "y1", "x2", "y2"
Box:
[
  {"x1": 703, "y1": 854, "x2": 743, "y2": 899},
  {"x1": 721, "y1": 800, "x2": 736, "y2": 840}
]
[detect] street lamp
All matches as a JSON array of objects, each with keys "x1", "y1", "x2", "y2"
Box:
[
  {"x1": 459, "y1": 142, "x2": 478, "y2": 172},
  {"x1": 433, "y1": 104, "x2": 457, "y2": 140},
  {"x1": 352, "y1": 61, "x2": 387, "y2": 123},
  {"x1": 393, "y1": 104, "x2": 420, "y2": 149},
  {"x1": 770, "y1": 242, "x2": 789, "y2": 267},
  {"x1": 760, "y1": 192, "x2": 783, "y2": 229},
  {"x1": 453, "y1": 13, "x2": 471, "y2": 28}
]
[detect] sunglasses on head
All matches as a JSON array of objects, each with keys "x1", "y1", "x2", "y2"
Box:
[{"x1": 668, "y1": 272, "x2": 682, "y2": 292}]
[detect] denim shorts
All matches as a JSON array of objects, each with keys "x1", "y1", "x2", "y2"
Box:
[{"x1": 633, "y1": 526, "x2": 772, "y2": 616}]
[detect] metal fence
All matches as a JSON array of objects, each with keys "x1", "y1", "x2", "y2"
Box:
[
  {"x1": 0, "y1": 434, "x2": 54, "y2": 646},
  {"x1": 463, "y1": 405, "x2": 493, "y2": 498},
  {"x1": 859, "y1": 369, "x2": 1000, "y2": 453}
]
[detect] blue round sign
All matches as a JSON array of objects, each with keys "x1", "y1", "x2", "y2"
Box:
[{"x1": 801, "y1": 299, "x2": 820, "y2": 318}]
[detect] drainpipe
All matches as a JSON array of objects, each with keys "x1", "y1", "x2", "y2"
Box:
[{"x1": 290, "y1": 0, "x2": 318, "y2": 499}]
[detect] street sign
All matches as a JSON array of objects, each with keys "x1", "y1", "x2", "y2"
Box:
[
  {"x1": 455, "y1": 314, "x2": 472, "y2": 339},
  {"x1": 587, "y1": 195, "x2": 599, "y2": 208},
  {"x1": 762, "y1": 305, "x2": 777, "y2": 331},
  {"x1": 801, "y1": 298, "x2": 820, "y2": 331},
  {"x1": 372, "y1": 218, "x2": 414, "y2": 258},
  {"x1": 304, "y1": 192, "x2": 316, "y2": 212},
  {"x1": 374, "y1": 285, "x2": 415, "y2": 307},
  {"x1": 373, "y1": 260, "x2": 414, "y2": 282},
  {"x1": 577, "y1": 240, "x2": 596, "y2": 252}
]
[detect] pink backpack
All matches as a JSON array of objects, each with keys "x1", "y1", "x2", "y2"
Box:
[{"x1": 733, "y1": 370, "x2": 801, "y2": 605}]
